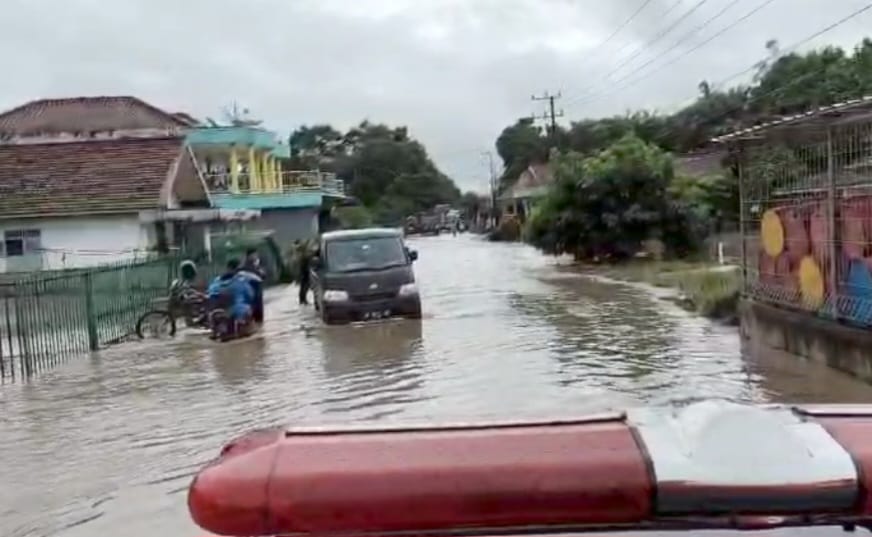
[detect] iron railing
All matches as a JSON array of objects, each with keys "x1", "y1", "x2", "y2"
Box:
[
  {"x1": 203, "y1": 170, "x2": 345, "y2": 196},
  {"x1": 731, "y1": 110, "x2": 872, "y2": 328},
  {"x1": 0, "y1": 237, "x2": 284, "y2": 380}
]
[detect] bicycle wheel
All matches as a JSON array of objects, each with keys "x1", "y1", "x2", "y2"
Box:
[{"x1": 135, "y1": 310, "x2": 177, "y2": 339}]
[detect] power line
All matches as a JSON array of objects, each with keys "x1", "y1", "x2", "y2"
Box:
[
  {"x1": 530, "y1": 92, "x2": 565, "y2": 138},
  {"x1": 711, "y1": 1, "x2": 872, "y2": 92},
  {"x1": 554, "y1": 0, "x2": 658, "y2": 104},
  {"x1": 567, "y1": 0, "x2": 780, "y2": 109},
  {"x1": 605, "y1": 0, "x2": 686, "y2": 66},
  {"x1": 643, "y1": 4, "x2": 872, "y2": 149},
  {"x1": 587, "y1": 0, "x2": 657, "y2": 58},
  {"x1": 567, "y1": 0, "x2": 713, "y2": 103}
]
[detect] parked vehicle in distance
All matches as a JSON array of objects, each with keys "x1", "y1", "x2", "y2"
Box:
[{"x1": 311, "y1": 228, "x2": 422, "y2": 324}]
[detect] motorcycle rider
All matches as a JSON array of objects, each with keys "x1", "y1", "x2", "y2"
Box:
[
  {"x1": 207, "y1": 259, "x2": 254, "y2": 335},
  {"x1": 239, "y1": 248, "x2": 265, "y2": 324}
]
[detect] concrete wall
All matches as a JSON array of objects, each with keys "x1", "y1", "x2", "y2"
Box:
[
  {"x1": 741, "y1": 299, "x2": 872, "y2": 383},
  {"x1": 247, "y1": 208, "x2": 320, "y2": 246},
  {"x1": 0, "y1": 215, "x2": 153, "y2": 272}
]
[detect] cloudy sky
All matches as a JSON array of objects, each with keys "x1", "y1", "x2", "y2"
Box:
[{"x1": 2, "y1": 0, "x2": 872, "y2": 192}]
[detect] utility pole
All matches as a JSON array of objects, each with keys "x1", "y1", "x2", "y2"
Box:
[
  {"x1": 482, "y1": 151, "x2": 498, "y2": 227},
  {"x1": 530, "y1": 91, "x2": 564, "y2": 140}
]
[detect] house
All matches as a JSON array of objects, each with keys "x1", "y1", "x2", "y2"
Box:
[
  {"x1": 0, "y1": 136, "x2": 256, "y2": 272},
  {"x1": 674, "y1": 149, "x2": 728, "y2": 178},
  {"x1": 498, "y1": 162, "x2": 554, "y2": 224},
  {"x1": 186, "y1": 125, "x2": 351, "y2": 245},
  {"x1": 0, "y1": 95, "x2": 197, "y2": 143},
  {"x1": 0, "y1": 95, "x2": 354, "y2": 272}
]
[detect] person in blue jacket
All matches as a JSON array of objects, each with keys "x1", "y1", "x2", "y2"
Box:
[{"x1": 207, "y1": 259, "x2": 254, "y2": 327}]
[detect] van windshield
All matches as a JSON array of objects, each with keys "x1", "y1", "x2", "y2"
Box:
[{"x1": 325, "y1": 237, "x2": 408, "y2": 273}]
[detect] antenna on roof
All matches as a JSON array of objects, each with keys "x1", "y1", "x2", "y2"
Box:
[{"x1": 221, "y1": 101, "x2": 262, "y2": 127}]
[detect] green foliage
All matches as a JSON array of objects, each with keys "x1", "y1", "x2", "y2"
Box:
[
  {"x1": 289, "y1": 121, "x2": 461, "y2": 226},
  {"x1": 496, "y1": 38, "x2": 872, "y2": 199},
  {"x1": 333, "y1": 206, "x2": 374, "y2": 230},
  {"x1": 489, "y1": 217, "x2": 521, "y2": 242},
  {"x1": 495, "y1": 118, "x2": 550, "y2": 188},
  {"x1": 525, "y1": 134, "x2": 702, "y2": 260}
]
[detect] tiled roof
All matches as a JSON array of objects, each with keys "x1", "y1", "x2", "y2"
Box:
[
  {"x1": 0, "y1": 137, "x2": 186, "y2": 218},
  {"x1": 675, "y1": 150, "x2": 727, "y2": 177},
  {"x1": 501, "y1": 162, "x2": 554, "y2": 200},
  {"x1": 710, "y1": 95, "x2": 872, "y2": 144},
  {"x1": 171, "y1": 112, "x2": 201, "y2": 126},
  {"x1": 0, "y1": 96, "x2": 191, "y2": 137}
]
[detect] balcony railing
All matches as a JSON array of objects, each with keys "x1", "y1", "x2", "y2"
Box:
[{"x1": 203, "y1": 170, "x2": 345, "y2": 197}]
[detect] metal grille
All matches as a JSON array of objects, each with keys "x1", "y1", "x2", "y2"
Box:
[{"x1": 737, "y1": 116, "x2": 872, "y2": 327}]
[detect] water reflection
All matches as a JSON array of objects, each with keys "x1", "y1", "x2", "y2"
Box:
[
  {"x1": 208, "y1": 335, "x2": 269, "y2": 387},
  {"x1": 3, "y1": 235, "x2": 872, "y2": 537},
  {"x1": 318, "y1": 320, "x2": 428, "y2": 420}
]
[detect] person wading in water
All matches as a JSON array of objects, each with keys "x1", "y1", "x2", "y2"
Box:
[{"x1": 295, "y1": 240, "x2": 313, "y2": 305}]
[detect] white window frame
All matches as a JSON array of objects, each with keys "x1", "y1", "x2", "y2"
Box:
[{"x1": 2, "y1": 229, "x2": 42, "y2": 257}]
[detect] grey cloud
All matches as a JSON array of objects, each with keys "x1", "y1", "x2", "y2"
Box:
[{"x1": 1, "y1": 0, "x2": 872, "y2": 191}]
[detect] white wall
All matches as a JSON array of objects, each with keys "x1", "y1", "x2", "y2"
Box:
[{"x1": 0, "y1": 215, "x2": 152, "y2": 273}]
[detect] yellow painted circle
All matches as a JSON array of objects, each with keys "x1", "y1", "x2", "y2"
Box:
[
  {"x1": 798, "y1": 255, "x2": 825, "y2": 310},
  {"x1": 761, "y1": 209, "x2": 785, "y2": 257}
]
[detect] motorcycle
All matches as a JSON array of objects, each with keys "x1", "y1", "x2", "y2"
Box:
[
  {"x1": 206, "y1": 294, "x2": 259, "y2": 342},
  {"x1": 135, "y1": 279, "x2": 209, "y2": 339}
]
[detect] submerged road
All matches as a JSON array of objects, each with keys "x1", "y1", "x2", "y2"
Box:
[{"x1": 2, "y1": 234, "x2": 872, "y2": 537}]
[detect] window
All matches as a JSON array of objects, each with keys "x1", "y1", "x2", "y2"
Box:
[
  {"x1": 325, "y1": 237, "x2": 407, "y2": 273},
  {"x1": 2, "y1": 229, "x2": 41, "y2": 257}
]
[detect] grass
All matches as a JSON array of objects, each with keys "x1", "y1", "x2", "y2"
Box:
[{"x1": 593, "y1": 260, "x2": 741, "y2": 323}]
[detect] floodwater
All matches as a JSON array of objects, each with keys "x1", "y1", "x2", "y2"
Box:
[{"x1": 3, "y1": 235, "x2": 872, "y2": 537}]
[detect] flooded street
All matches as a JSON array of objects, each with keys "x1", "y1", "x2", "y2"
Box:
[{"x1": 3, "y1": 235, "x2": 872, "y2": 537}]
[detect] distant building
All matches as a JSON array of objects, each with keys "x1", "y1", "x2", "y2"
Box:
[
  {"x1": 0, "y1": 97, "x2": 256, "y2": 273},
  {"x1": 186, "y1": 126, "x2": 349, "y2": 245},
  {"x1": 0, "y1": 95, "x2": 196, "y2": 143},
  {"x1": 498, "y1": 162, "x2": 554, "y2": 224},
  {"x1": 0, "y1": 137, "x2": 255, "y2": 271},
  {"x1": 0, "y1": 96, "x2": 348, "y2": 272},
  {"x1": 674, "y1": 149, "x2": 728, "y2": 178}
]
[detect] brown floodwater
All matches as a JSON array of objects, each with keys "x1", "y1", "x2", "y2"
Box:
[{"x1": 2, "y1": 235, "x2": 872, "y2": 537}]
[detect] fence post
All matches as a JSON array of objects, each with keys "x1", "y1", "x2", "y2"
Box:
[
  {"x1": 83, "y1": 272, "x2": 98, "y2": 351},
  {"x1": 737, "y1": 143, "x2": 748, "y2": 295},
  {"x1": 826, "y1": 126, "x2": 839, "y2": 320}
]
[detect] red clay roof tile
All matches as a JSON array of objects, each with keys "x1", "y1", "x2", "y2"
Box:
[
  {"x1": 0, "y1": 96, "x2": 190, "y2": 137},
  {"x1": 0, "y1": 137, "x2": 186, "y2": 219}
]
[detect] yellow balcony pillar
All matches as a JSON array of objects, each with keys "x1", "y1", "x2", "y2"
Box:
[
  {"x1": 262, "y1": 154, "x2": 272, "y2": 192},
  {"x1": 257, "y1": 155, "x2": 269, "y2": 192},
  {"x1": 276, "y1": 158, "x2": 282, "y2": 191},
  {"x1": 248, "y1": 147, "x2": 260, "y2": 193},
  {"x1": 270, "y1": 157, "x2": 279, "y2": 192},
  {"x1": 229, "y1": 146, "x2": 240, "y2": 193}
]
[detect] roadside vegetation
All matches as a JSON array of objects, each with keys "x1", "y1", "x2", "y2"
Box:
[
  {"x1": 491, "y1": 38, "x2": 872, "y2": 320},
  {"x1": 595, "y1": 261, "x2": 741, "y2": 323},
  {"x1": 286, "y1": 122, "x2": 465, "y2": 226}
]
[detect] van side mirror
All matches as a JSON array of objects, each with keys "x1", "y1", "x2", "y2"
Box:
[{"x1": 409, "y1": 250, "x2": 418, "y2": 262}]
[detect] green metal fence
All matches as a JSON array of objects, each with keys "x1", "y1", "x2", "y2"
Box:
[{"x1": 0, "y1": 234, "x2": 286, "y2": 380}]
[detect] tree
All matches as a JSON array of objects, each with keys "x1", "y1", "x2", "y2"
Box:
[
  {"x1": 495, "y1": 118, "x2": 549, "y2": 188},
  {"x1": 526, "y1": 134, "x2": 701, "y2": 260},
  {"x1": 288, "y1": 121, "x2": 460, "y2": 226}
]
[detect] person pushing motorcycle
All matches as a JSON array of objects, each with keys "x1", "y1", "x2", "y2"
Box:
[{"x1": 207, "y1": 259, "x2": 255, "y2": 334}]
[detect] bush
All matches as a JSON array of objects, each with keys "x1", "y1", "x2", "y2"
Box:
[
  {"x1": 488, "y1": 216, "x2": 521, "y2": 242},
  {"x1": 524, "y1": 134, "x2": 702, "y2": 261}
]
